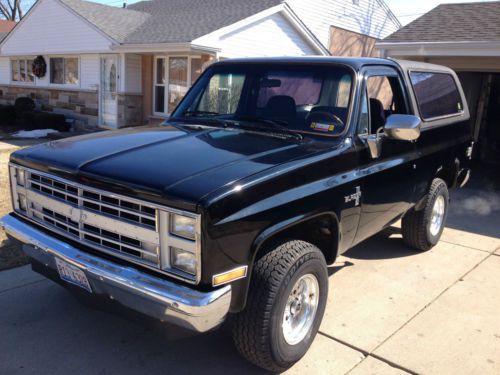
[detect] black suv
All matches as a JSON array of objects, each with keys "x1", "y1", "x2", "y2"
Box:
[{"x1": 2, "y1": 57, "x2": 473, "y2": 372}]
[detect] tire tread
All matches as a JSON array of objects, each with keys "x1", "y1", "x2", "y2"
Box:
[
  {"x1": 232, "y1": 240, "x2": 326, "y2": 372},
  {"x1": 402, "y1": 178, "x2": 448, "y2": 251}
]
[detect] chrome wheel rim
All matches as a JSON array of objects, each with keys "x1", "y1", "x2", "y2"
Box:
[
  {"x1": 429, "y1": 195, "x2": 445, "y2": 236},
  {"x1": 282, "y1": 274, "x2": 319, "y2": 346}
]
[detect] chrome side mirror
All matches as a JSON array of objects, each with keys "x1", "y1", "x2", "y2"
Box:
[
  {"x1": 384, "y1": 114, "x2": 421, "y2": 141},
  {"x1": 365, "y1": 115, "x2": 421, "y2": 159}
]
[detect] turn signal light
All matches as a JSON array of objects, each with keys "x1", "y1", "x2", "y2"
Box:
[{"x1": 212, "y1": 266, "x2": 248, "y2": 286}]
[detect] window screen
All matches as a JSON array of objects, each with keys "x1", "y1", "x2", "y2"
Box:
[{"x1": 410, "y1": 72, "x2": 463, "y2": 120}]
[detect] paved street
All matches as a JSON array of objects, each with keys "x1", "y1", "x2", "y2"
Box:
[{"x1": 1, "y1": 168, "x2": 499, "y2": 374}]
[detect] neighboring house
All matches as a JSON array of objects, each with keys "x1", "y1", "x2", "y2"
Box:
[
  {"x1": 287, "y1": 0, "x2": 400, "y2": 57},
  {"x1": 377, "y1": 2, "x2": 500, "y2": 164},
  {"x1": 0, "y1": 0, "x2": 400, "y2": 130},
  {"x1": 0, "y1": 20, "x2": 16, "y2": 43}
]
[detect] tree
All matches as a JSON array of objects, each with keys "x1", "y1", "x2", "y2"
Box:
[{"x1": 0, "y1": 0, "x2": 34, "y2": 21}]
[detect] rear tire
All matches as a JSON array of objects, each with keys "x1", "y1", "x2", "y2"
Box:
[
  {"x1": 402, "y1": 178, "x2": 449, "y2": 251},
  {"x1": 232, "y1": 240, "x2": 328, "y2": 372}
]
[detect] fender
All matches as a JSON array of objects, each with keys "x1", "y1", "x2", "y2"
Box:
[{"x1": 228, "y1": 210, "x2": 340, "y2": 313}]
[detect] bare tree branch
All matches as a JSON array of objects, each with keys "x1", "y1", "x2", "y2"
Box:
[{"x1": 0, "y1": 0, "x2": 31, "y2": 21}]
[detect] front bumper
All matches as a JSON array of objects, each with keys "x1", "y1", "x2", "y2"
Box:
[{"x1": 0, "y1": 214, "x2": 231, "y2": 333}]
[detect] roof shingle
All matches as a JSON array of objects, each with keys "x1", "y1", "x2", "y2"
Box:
[
  {"x1": 61, "y1": 0, "x2": 283, "y2": 44},
  {"x1": 383, "y1": 1, "x2": 500, "y2": 43}
]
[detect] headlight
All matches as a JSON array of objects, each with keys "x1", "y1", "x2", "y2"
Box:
[
  {"x1": 159, "y1": 210, "x2": 200, "y2": 282},
  {"x1": 170, "y1": 214, "x2": 196, "y2": 240},
  {"x1": 170, "y1": 247, "x2": 197, "y2": 275},
  {"x1": 18, "y1": 194, "x2": 27, "y2": 212},
  {"x1": 17, "y1": 168, "x2": 26, "y2": 187}
]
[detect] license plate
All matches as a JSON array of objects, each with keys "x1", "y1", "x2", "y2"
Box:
[{"x1": 55, "y1": 258, "x2": 92, "y2": 293}]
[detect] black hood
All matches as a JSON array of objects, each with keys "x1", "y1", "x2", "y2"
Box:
[{"x1": 11, "y1": 125, "x2": 336, "y2": 211}]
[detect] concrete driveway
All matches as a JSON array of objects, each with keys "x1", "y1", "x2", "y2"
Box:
[{"x1": 1, "y1": 167, "x2": 499, "y2": 375}]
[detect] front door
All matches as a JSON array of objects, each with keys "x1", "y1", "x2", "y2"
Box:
[
  {"x1": 353, "y1": 67, "x2": 417, "y2": 244},
  {"x1": 101, "y1": 55, "x2": 118, "y2": 128}
]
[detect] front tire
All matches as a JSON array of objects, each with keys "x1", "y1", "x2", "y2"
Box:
[
  {"x1": 402, "y1": 178, "x2": 449, "y2": 251},
  {"x1": 232, "y1": 240, "x2": 328, "y2": 372}
]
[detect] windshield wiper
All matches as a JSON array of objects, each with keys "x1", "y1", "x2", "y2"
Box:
[
  {"x1": 235, "y1": 116, "x2": 303, "y2": 140},
  {"x1": 183, "y1": 110, "x2": 221, "y2": 117}
]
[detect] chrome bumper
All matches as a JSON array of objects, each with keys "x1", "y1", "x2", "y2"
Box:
[{"x1": 0, "y1": 214, "x2": 231, "y2": 333}]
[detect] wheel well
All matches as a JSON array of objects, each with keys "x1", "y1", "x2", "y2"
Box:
[{"x1": 257, "y1": 214, "x2": 339, "y2": 265}]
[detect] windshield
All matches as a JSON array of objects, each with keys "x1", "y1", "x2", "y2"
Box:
[{"x1": 171, "y1": 63, "x2": 354, "y2": 138}]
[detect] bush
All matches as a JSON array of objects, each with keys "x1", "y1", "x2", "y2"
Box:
[
  {"x1": 18, "y1": 111, "x2": 36, "y2": 128},
  {"x1": 0, "y1": 105, "x2": 15, "y2": 126},
  {"x1": 3, "y1": 97, "x2": 69, "y2": 132},
  {"x1": 33, "y1": 112, "x2": 70, "y2": 132},
  {"x1": 14, "y1": 97, "x2": 35, "y2": 117}
]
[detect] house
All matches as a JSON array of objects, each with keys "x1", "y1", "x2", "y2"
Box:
[
  {"x1": 0, "y1": 20, "x2": 16, "y2": 43},
  {"x1": 377, "y1": 2, "x2": 500, "y2": 165},
  {"x1": 0, "y1": 0, "x2": 400, "y2": 130}
]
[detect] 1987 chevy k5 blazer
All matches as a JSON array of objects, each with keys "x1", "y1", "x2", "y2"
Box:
[{"x1": 1, "y1": 57, "x2": 473, "y2": 371}]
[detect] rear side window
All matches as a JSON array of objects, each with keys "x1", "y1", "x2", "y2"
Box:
[{"x1": 410, "y1": 71, "x2": 463, "y2": 120}]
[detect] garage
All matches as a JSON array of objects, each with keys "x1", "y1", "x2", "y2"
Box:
[{"x1": 376, "y1": 1, "x2": 500, "y2": 165}]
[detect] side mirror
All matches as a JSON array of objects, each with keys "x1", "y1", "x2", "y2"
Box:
[
  {"x1": 366, "y1": 114, "x2": 421, "y2": 159},
  {"x1": 384, "y1": 114, "x2": 421, "y2": 141}
]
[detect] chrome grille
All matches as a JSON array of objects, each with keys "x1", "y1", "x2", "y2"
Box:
[
  {"x1": 9, "y1": 164, "x2": 201, "y2": 284},
  {"x1": 29, "y1": 172, "x2": 157, "y2": 229},
  {"x1": 16, "y1": 169, "x2": 160, "y2": 268}
]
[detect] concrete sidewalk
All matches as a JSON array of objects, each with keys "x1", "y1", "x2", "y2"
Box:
[{"x1": 1, "y1": 183, "x2": 499, "y2": 374}]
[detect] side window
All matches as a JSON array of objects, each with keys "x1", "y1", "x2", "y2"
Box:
[
  {"x1": 410, "y1": 71, "x2": 463, "y2": 120},
  {"x1": 364, "y1": 73, "x2": 407, "y2": 134}
]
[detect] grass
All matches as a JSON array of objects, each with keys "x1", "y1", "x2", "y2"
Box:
[{"x1": 0, "y1": 147, "x2": 29, "y2": 270}]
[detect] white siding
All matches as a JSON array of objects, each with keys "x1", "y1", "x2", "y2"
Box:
[
  {"x1": 286, "y1": 0, "x2": 400, "y2": 48},
  {"x1": 0, "y1": 0, "x2": 112, "y2": 55},
  {"x1": 124, "y1": 54, "x2": 142, "y2": 93},
  {"x1": 0, "y1": 57, "x2": 9, "y2": 84},
  {"x1": 198, "y1": 13, "x2": 316, "y2": 58},
  {"x1": 81, "y1": 54, "x2": 101, "y2": 90},
  {"x1": 0, "y1": 54, "x2": 100, "y2": 91}
]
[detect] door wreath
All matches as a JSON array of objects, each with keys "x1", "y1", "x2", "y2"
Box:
[{"x1": 32, "y1": 56, "x2": 47, "y2": 78}]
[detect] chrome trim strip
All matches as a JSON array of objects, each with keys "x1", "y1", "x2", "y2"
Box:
[{"x1": 0, "y1": 214, "x2": 229, "y2": 333}]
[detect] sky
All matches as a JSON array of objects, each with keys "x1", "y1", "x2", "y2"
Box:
[{"x1": 91, "y1": 0, "x2": 494, "y2": 26}]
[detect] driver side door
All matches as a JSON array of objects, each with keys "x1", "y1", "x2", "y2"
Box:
[{"x1": 353, "y1": 67, "x2": 418, "y2": 244}]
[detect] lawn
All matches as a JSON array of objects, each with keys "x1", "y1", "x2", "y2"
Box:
[{"x1": 0, "y1": 146, "x2": 29, "y2": 270}]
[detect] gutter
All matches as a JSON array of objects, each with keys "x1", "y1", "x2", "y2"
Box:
[
  {"x1": 376, "y1": 40, "x2": 500, "y2": 57},
  {"x1": 111, "y1": 42, "x2": 221, "y2": 54}
]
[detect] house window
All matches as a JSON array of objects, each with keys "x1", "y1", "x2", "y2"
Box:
[
  {"x1": 154, "y1": 56, "x2": 208, "y2": 115},
  {"x1": 168, "y1": 57, "x2": 188, "y2": 113},
  {"x1": 191, "y1": 57, "x2": 203, "y2": 84},
  {"x1": 11, "y1": 59, "x2": 35, "y2": 83},
  {"x1": 50, "y1": 57, "x2": 79, "y2": 85}
]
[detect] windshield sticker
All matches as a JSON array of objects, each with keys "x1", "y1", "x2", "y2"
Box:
[{"x1": 310, "y1": 122, "x2": 335, "y2": 132}]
